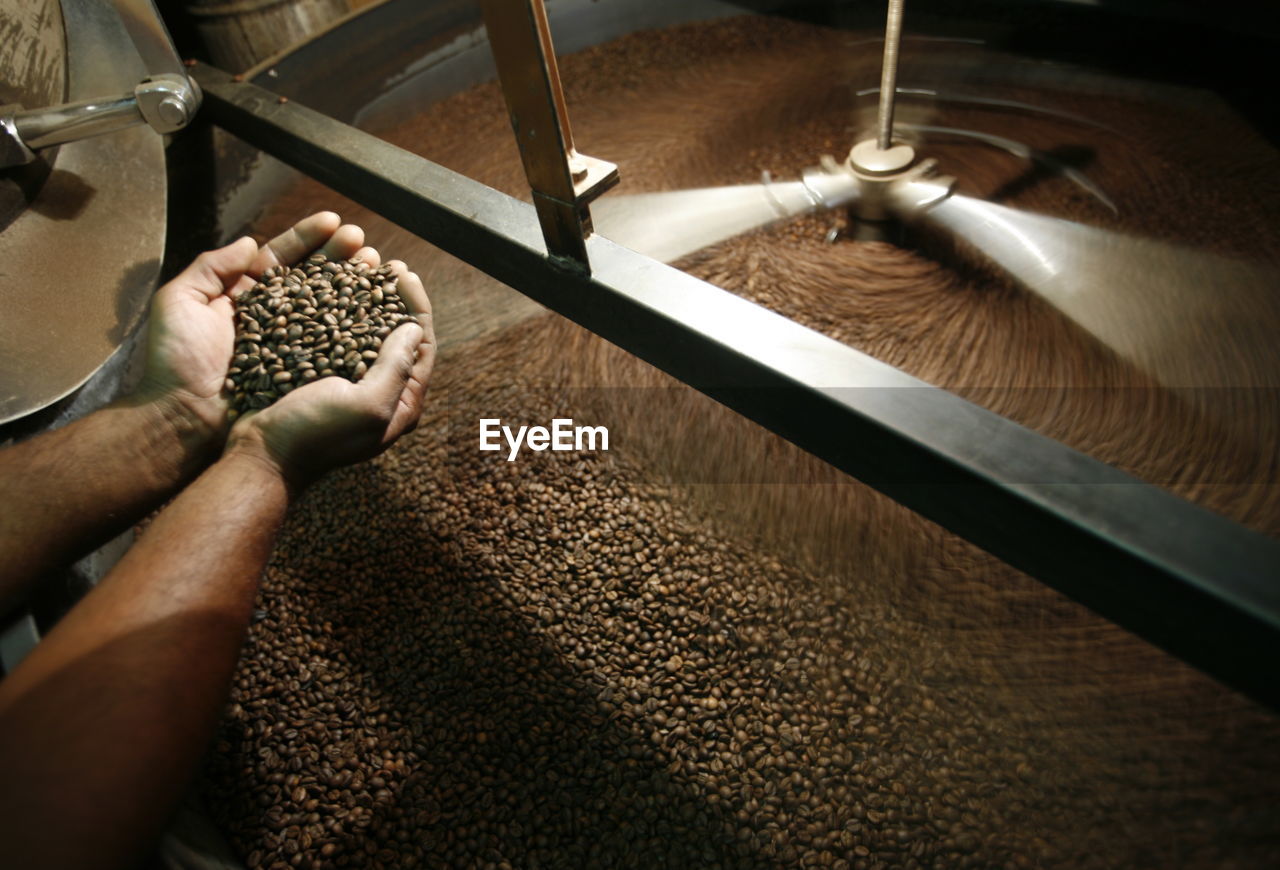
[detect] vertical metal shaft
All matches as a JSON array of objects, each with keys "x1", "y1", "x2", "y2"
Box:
[
  {"x1": 478, "y1": 0, "x2": 618, "y2": 268},
  {"x1": 876, "y1": 0, "x2": 905, "y2": 150}
]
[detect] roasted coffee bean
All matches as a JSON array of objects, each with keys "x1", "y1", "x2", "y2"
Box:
[{"x1": 224, "y1": 253, "x2": 415, "y2": 419}]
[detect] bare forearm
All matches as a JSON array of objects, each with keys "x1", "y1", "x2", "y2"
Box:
[
  {"x1": 0, "y1": 448, "x2": 290, "y2": 870},
  {"x1": 0, "y1": 390, "x2": 218, "y2": 617}
]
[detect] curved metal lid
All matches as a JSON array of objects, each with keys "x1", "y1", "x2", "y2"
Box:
[{"x1": 0, "y1": 0, "x2": 166, "y2": 424}]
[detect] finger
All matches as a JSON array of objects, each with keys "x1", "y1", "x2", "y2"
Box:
[
  {"x1": 392, "y1": 354, "x2": 431, "y2": 436},
  {"x1": 405, "y1": 272, "x2": 435, "y2": 385},
  {"x1": 386, "y1": 261, "x2": 431, "y2": 318},
  {"x1": 374, "y1": 264, "x2": 434, "y2": 435},
  {"x1": 319, "y1": 223, "x2": 367, "y2": 262},
  {"x1": 171, "y1": 236, "x2": 258, "y2": 300},
  {"x1": 352, "y1": 246, "x2": 381, "y2": 268},
  {"x1": 391, "y1": 334, "x2": 435, "y2": 436},
  {"x1": 376, "y1": 265, "x2": 434, "y2": 430},
  {"x1": 360, "y1": 321, "x2": 424, "y2": 419},
  {"x1": 385, "y1": 264, "x2": 434, "y2": 346},
  {"x1": 252, "y1": 211, "x2": 342, "y2": 275}
]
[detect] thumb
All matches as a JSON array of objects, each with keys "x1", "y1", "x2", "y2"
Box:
[
  {"x1": 360, "y1": 321, "x2": 423, "y2": 408},
  {"x1": 182, "y1": 236, "x2": 260, "y2": 299}
]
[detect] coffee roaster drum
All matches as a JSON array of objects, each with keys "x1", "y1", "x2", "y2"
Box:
[{"x1": 0, "y1": 0, "x2": 166, "y2": 427}]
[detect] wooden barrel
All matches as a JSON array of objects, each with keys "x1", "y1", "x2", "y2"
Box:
[{"x1": 185, "y1": 0, "x2": 350, "y2": 72}]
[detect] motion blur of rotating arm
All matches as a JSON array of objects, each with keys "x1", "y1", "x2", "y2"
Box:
[{"x1": 0, "y1": 0, "x2": 200, "y2": 168}]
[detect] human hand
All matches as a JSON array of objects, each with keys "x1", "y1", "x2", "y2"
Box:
[
  {"x1": 138, "y1": 212, "x2": 375, "y2": 442},
  {"x1": 225, "y1": 261, "x2": 435, "y2": 488}
]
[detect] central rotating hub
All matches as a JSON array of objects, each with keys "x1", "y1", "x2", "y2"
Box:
[
  {"x1": 841, "y1": 138, "x2": 924, "y2": 236},
  {"x1": 847, "y1": 139, "x2": 917, "y2": 177},
  {"x1": 840, "y1": 0, "x2": 919, "y2": 237}
]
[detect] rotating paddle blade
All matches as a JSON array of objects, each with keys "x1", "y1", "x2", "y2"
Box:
[
  {"x1": 895, "y1": 187, "x2": 1280, "y2": 394},
  {"x1": 593, "y1": 170, "x2": 860, "y2": 263}
]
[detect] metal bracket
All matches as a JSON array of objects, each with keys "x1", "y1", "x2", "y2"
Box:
[
  {"x1": 0, "y1": 0, "x2": 199, "y2": 169},
  {"x1": 479, "y1": 0, "x2": 619, "y2": 269},
  {"x1": 136, "y1": 73, "x2": 202, "y2": 133}
]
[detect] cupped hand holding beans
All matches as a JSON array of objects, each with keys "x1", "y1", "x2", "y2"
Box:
[
  {"x1": 222, "y1": 252, "x2": 435, "y2": 488},
  {"x1": 141, "y1": 210, "x2": 434, "y2": 485},
  {"x1": 139, "y1": 212, "x2": 387, "y2": 442}
]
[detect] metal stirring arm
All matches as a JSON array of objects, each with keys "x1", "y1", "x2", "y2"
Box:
[
  {"x1": 0, "y1": 0, "x2": 200, "y2": 168},
  {"x1": 478, "y1": 0, "x2": 619, "y2": 270}
]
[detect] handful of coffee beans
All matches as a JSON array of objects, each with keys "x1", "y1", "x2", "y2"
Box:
[{"x1": 225, "y1": 253, "x2": 414, "y2": 419}]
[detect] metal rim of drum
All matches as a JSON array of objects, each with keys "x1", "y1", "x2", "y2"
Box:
[
  {"x1": 0, "y1": 0, "x2": 64, "y2": 240},
  {"x1": 0, "y1": 0, "x2": 167, "y2": 426}
]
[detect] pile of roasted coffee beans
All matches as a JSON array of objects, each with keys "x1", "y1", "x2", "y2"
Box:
[
  {"x1": 196, "y1": 317, "x2": 1278, "y2": 870},
  {"x1": 199, "y1": 305, "x2": 1280, "y2": 870},
  {"x1": 207, "y1": 15, "x2": 1280, "y2": 870},
  {"x1": 225, "y1": 254, "x2": 414, "y2": 418}
]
